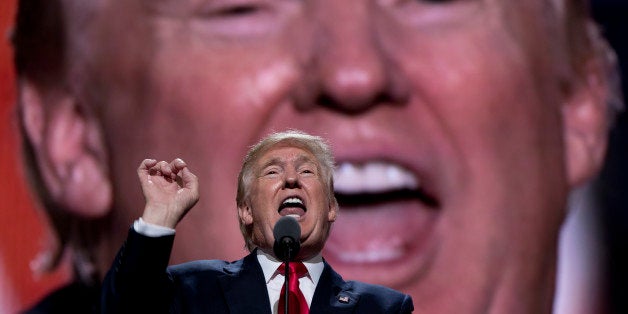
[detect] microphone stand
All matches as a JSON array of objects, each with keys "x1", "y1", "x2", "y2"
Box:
[
  {"x1": 273, "y1": 217, "x2": 301, "y2": 314},
  {"x1": 282, "y1": 239, "x2": 294, "y2": 314},
  {"x1": 284, "y1": 259, "x2": 290, "y2": 314}
]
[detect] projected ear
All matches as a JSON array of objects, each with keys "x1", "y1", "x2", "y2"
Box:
[
  {"x1": 20, "y1": 79, "x2": 112, "y2": 217},
  {"x1": 562, "y1": 59, "x2": 610, "y2": 187}
]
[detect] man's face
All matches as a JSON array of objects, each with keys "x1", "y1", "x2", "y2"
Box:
[
  {"x1": 239, "y1": 145, "x2": 336, "y2": 260},
  {"x1": 75, "y1": 0, "x2": 592, "y2": 312}
]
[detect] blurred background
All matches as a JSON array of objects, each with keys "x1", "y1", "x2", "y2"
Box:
[
  {"x1": 0, "y1": 0, "x2": 625, "y2": 313},
  {"x1": 593, "y1": 0, "x2": 628, "y2": 313}
]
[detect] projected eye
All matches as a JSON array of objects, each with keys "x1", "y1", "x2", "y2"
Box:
[
  {"x1": 211, "y1": 3, "x2": 262, "y2": 17},
  {"x1": 193, "y1": 0, "x2": 284, "y2": 36},
  {"x1": 198, "y1": 0, "x2": 268, "y2": 19},
  {"x1": 386, "y1": 0, "x2": 480, "y2": 27},
  {"x1": 413, "y1": 0, "x2": 462, "y2": 5}
]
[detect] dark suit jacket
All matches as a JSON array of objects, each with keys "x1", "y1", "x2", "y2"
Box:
[
  {"x1": 102, "y1": 229, "x2": 413, "y2": 313},
  {"x1": 23, "y1": 281, "x2": 101, "y2": 314}
]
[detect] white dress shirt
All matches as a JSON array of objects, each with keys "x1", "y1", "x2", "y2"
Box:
[
  {"x1": 133, "y1": 218, "x2": 324, "y2": 314},
  {"x1": 257, "y1": 249, "x2": 323, "y2": 313}
]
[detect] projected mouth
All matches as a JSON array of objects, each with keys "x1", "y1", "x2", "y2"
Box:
[
  {"x1": 325, "y1": 161, "x2": 438, "y2": 275},
  {"x1": 334, "y1": 161, "x2": 437, "y2": 206}
]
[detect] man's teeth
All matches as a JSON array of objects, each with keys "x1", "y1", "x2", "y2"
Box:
[
  {"x1": 282, "y1": 197, "x2": 303, "y2": 205},
  {"x1": 334, "y1": 162, "x2": 419, "y2": 194}
]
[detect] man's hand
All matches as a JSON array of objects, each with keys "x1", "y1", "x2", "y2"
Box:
[{"x1": 138, "y1": 158, "x2": 199, "y2": 229}]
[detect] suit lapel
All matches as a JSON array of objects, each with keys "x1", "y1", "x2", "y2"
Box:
[
  {"x1": 218, "y1": 254, "x2": 360, "y2": 314},
  {"x1": 219, "y1": 251, "x2": 272, "y2": 314},
  {"x1": 310, "y1": 261, "x2": 359, "y2": 314}
]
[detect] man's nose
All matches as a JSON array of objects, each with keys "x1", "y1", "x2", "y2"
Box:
[
  {"x1": 284, "y1": 172, "x2": 300, "y2": 189},
  {"x1": 295, "y1": 0, "x2": 408, "y2": 114}
]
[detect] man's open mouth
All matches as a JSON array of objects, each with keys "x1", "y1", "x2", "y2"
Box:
[
  {"x1": 324, "y1": 160, "x2": 439, "y2": 284},
  {"x1": 278, "y1": 196, "x2": 307, "y2": 217}
]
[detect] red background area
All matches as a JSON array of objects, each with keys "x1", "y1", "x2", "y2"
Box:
[{"x1": 0, "y1": 1, "x2": 70, "y2": 312}]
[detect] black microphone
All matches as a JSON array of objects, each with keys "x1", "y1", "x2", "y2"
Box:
[
  {"x1": 273, "y1": 216, "x2": 301, "y2": 314},
  {"x1": 273, "y1": 216, "x2": 301, "y2": 262}
]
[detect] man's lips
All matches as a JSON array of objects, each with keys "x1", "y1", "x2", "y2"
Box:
[{"x1": 278, "y1": 196, "x2": 306, "y2": 217}]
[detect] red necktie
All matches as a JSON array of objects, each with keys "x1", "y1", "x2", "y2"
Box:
[{"x1": 278, "y1": 262, "x2": 309, "y2": 314}]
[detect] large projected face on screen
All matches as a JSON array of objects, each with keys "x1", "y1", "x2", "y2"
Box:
[{"x1": 16, "y1": 0, "x2": 611, "y2": 312}]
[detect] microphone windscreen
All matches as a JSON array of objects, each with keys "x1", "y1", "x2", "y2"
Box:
[{"x1": 273, "y1": 216, "x2": 301, "y2": 243}]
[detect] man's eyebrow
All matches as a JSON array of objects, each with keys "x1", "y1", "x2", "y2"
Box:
[
  {"x1": 258, "y1": 154, "x2": 317, "y2": 170},
  {"x1": 259, "y1": 158, "x2": 285, "y2": 170},
  {"x1": 294, "y1": 155, "x2": 317, "y2": 166}
]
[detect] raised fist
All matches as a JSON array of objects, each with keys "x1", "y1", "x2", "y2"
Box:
[{"x1": 137, "y1": 158, "x2": 199, "y2": 229}]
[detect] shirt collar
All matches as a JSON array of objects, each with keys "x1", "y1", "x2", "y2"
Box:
[{"x1": 257, "y1": 249, "x2": 324, "y2": 287}]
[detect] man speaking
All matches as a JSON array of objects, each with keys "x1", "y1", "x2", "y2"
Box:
[{"x1": 101, "y1": 130, "x2": 413, "y2": 313}]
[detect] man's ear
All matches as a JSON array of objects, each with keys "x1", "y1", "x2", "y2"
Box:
[
  {"x1": 563, "y1": 59, "x2": 610, "y2": 188},
  {"x1": 238, "y1": 203, "x2": 254, "y2": 226},
  {"x1": 328, "y1": 200, "x2": 338, "y2": 222},
  {"x1": 19, "y1": 78, "x2": 112, "y2": 217}
]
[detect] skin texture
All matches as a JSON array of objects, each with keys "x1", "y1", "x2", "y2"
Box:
[{"x1": 19, "y1": 0, "x2": 610, "y2": 313}]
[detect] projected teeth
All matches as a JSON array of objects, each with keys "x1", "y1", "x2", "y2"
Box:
[
  {"x1": 333, "y1": 247, "x2": 404, "y2": 263},
  {"x1": 325, "y1": 235, "x2": 406, "y2": 263},
  {"x1": 334, "y1": 162, "x2": 419, "y2": 194}
]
